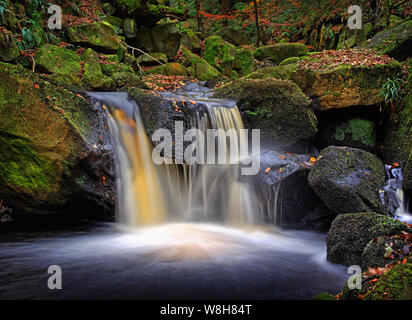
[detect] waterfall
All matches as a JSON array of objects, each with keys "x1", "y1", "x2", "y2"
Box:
[
  {"x1": 88, "y1": 92, "x2": 259, "y2": 227},
  {"x1": 382, "y1": 165, "x2": 412, "y2": 223}
]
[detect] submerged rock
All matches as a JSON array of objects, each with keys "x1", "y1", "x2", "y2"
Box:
[
  {"x1": 213, "y1": 79, "x2": 318, "y2": 152},
  {"x1": 0, "y1": 62, "x2": 115, "y2": 220},
  {"x1": 326, "y1": 212, "x2": 408, "y2": 265},
  {"x1": 308, "y1": 146, "x2": 387, "y2": 215}
]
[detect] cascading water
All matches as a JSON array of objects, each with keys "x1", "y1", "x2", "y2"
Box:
[
  {"x1": 88, "y1": 91, "x2": 259, "y2": 227},
  {"x1": 0, "y1": 88, "x2": 349, "y2": 300},
  {"x1": 382, "y1": 165, "x2": 412, "y2": 223}
]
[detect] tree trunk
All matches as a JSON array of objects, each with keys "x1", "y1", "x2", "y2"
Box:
[
  {"x1": 253, "y1": 0, "x2": 261, "y2": 46},
  {"x1": 221, "y1": 0, "x2": 230, "y2": 27},
  {"x1": 195, "y1": 0, "x2": 203, "y2": 33}
]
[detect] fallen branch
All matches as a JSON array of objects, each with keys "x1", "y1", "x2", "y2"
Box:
[{"x1": 125, "y1": 44, "x2": 165, "y2": 66}]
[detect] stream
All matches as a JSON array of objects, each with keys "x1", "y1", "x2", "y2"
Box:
[{"x1": 0, "y1": 223, "x2": 348, "y2": 300}]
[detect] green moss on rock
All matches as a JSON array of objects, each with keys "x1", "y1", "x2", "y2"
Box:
[
  {"x1": 364, "y1": 263, "x2": 412, "y2": 300},
  {"x1": 145, "y1": 62, "x2": 188, "y2": 76},
  {"x1": 179, "y1": 46, "x2": 224, "y2": 81},
  {"x1": 308, "y1": 146, "x2": 388, "y2": 216},
  {"x1": 35, "y1": 44, "x2": 82, "y2": 85},
  {"x1": 326, "y1": 212, "x2": 408, "y2": 266},
  {"x1": 67, "y1": 21, "x2": 121, "y2": 53},
  {"x1": 213, "y1": 79, "x2": 317, "y2": 151},
  {"x1": 0, "y1": 29, "x2": 20, "y2": 62},
  {"x1": 320, "y1": 117, "x2": 376, "y2": 152},
  {"x1": 253, "y1": 43, "x2": 308, "y2": 64},
  {"x1": 82, "y1": 48, "x2": 115, "y2": 90}
]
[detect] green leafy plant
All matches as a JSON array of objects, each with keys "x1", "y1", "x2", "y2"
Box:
[
  {"x1": 0, "y1": 0, "x2": 10, "y2": 25},
  {"x1": 379, "y1": 74, "x2": 405, "y2": 112},
  {"x1": 17, "y1": 27, "x2": 36, "y2": 50}
]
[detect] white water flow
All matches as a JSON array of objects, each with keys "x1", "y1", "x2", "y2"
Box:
[
  {"x1": 383, "y1": 165, "x2": 412, "y2": 223},
  {"x1": 89, "y1": 92, "x2": 259, "y2": 227}
]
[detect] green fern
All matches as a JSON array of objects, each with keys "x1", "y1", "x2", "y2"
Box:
[{"x1": 379, "y1": 74, "x2": 405, "y2": 112}]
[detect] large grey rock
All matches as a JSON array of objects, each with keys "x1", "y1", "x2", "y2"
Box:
[
  {"x1": 326, "y1": 212, "x2": 408, "y2": 265},
  {"x1": 308, "y1": 146, "x2": 388, "y2": 215}
]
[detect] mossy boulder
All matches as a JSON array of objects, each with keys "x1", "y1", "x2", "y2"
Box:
[
  {"x1": 111, "y1": 0, "x2": 185, "y2": 27},
  {"x1": 180, "y1": 29, "x2": 202, "y2": 54},
  {"x1": 214, "y1": 27, "x2": 249, "y2": 46},
  {"x1": 0, "y1": 28, "x2": 20, "y2": 62},
  {"x1": 67, "y1": 21, "x2": 121, "y2": 53},
  {"x1": 361, "y1": 236, "x2": 393, "y2": 269},
  {"x1": 131, "y1": 22, "x2": 182, "y2": 58},
  {"x1": 144, "y1": 62, "x2": 187, "y2": 76},
  {"x1": 253, "y1": 43, "x2": 308, "y2": 64},
  {"x1": 291, "y1": 62, "x2": 402, "y2": 110},
  {"x1": 82, "y1": 48, "x2": 115, "y2": 90},
  {"x1": 308, "y1": 146, "x2": 388, "y2": 215},
  {"x1": 178, "y1": 46, "x2": 224, "y2": 81},
  {"x1": 35, "y1": 44, "x2": 82, "y2": 85},
  {"x1": 213, "y1": 79, "x2": 318, "y2": 151},
  {"x1": 104, "y1": 15, "x2": 124, "y2": 29},
  {"x1": 111, "y1": 71, "x2": 146, "y2": 88},
  {"x1": 136, "y1": 52, "x2": 168, "y2": 66},
  {"x1": 359, "y1": 19, "x2": 412, "y2": 61},
  {"x1": 0, "y1": 62, "x2": 114, "y2": 218},
  {"x1": 245, "y1": 64, "x2": 298, "y2": 80},
  {"x1": 364, "y1": 263, "x2": 412, "y2": 300},
  {"x1": 203, "y1": 36, "x2": 253, "y2": 77},
  {"x1": 326, "y1": 212, "x2": 408, "y2": 265},
  {"x1": 320, "y1": 117, "x2": 377, "y2": 152},
  {"x1": 123, "y1": 17, "x2": 137, "y2": 38},
  {"x1": 203, "y1": 35, "x2": 237, "y2": 76}
]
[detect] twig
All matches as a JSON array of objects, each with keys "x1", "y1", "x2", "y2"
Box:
[
  {"x1": 125, "y1": 44, "x2": 165, "y2": 65},
  {"x1": 30, "y1": 55, "x2": 35, "y2": 72}
]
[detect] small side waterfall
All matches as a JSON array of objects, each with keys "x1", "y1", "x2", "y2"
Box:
[
  {"x1": 382, "y1": 165, "x2": 412, "y2": 223},
  {"x1": 88, "y1": 91, "x2": 259, "y2": 227}
]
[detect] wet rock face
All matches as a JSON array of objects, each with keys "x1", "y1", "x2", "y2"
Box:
[
  {"x1": 308, "y1": 146, "x2": 388, "y2": 215},
  {"x1": 0, "y1": 62, "x2": 115, "y2": 221},
  {"x1": 326, "y1": 212, "x2": 408, "y2": 266},
  {"x1": 251, "y1": 151, "x2": 332, "y2": 230}
]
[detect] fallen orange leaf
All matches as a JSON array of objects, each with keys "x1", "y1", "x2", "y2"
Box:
[{"x1": 265, "y1": 167, "x2": 271, "y2": 173}]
